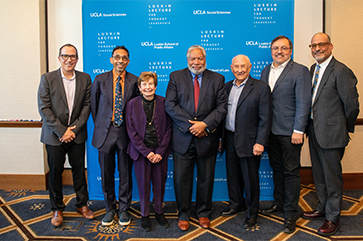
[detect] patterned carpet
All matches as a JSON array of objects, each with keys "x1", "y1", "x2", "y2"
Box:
[{"x1": 0, "y1": 184, "x2": 362, "y2": 241}]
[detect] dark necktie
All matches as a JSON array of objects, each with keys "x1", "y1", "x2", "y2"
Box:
[
  {"x1": 311, "y1": 64, "x2": 320, "y2": 118},
  {"x1": 194, "y1": 75, "x2": 200, "y2": 112},
  {"x1": 114, "y1": 76, "x2": 123, "y2": 125}
]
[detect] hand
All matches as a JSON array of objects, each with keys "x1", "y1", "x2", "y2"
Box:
[
  {"x1": 147, "y1": 152, "x2": 155, "y2": 162},
  {"x1": 218, "y1": 139, "x2": 222, "y2": 152},
  {"x1": 152, "y1": 154, "x2": 162, "y2": 163},
  {"x1": 188, "y1": 120, "x2": 207, "y2": 137},
  {"x1": 253, "y1": 143, "x2": 264, "y2": 156},
  {"x1": 59, "y1": 126, "x2": 76, "y2": 143},
  {"x1": 291, "y1": 132, "x2": 304, "y2": 145}
]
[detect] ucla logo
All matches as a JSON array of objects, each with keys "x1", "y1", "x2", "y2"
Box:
[
  {"x1": 90, "y1": 12, "x2": 102, "y2": 17},
  {"x1": 93, "y1": 69, "x2": 106, "y2": 74},
  {"x1": 193, "y1": 10, "x2": 206, "y2": 15},
  {"x1": 141, "y1": 42, "x2": 154, "y2": 46},
  {"x1": 246, "y1": 41, "x2": 258, "y2": 45}
]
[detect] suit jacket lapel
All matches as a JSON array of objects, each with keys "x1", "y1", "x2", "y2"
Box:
[
  {"x1": 197, "y1": 70, "x2": 210, "y2": 113},
  {"x1": 314, "y1": 57, "x2": 335, "y2": 104},
  {"x1": 273, "y1": 59, "x2": 293, "y2": 92},
  {"x1": 123, "y1": 71, "x2": 132, "y2": 111},
  {"x1": 56, "y1": 68, "x2": 69, "y2": 110},
  {"x1": 183, "y1": 69, "x2": 195, "y2": 114},
  {"x1": 237, "y1": 77, "x2": 253, "y2": 108},
  {"x1": 105, "y1": 71, "x2": 114, "y2": 107},
  {"x1": 73, "y1": 71, "x2": 82, "y2": 110}
]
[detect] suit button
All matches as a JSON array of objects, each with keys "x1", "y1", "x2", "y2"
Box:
[{"x1": 194, "y1": 117, "x2": 197, "y2": 120}]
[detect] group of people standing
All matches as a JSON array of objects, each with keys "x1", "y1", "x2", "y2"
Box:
[{"x1": 38, "y1": 32, "x2": 359, "y2": 237}]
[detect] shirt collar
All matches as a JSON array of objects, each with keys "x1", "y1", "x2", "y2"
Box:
[
  {"x1": 316, "y1": 54, "x2": 333, "y2": 68},
  {"x1": 271, "y1": 58, "x2": 290, "y2": 70},
  {"x1": 61, "y1": 69, "x2": 75, "y2": 81},
  {"x1": 190, "y1": 71, "x2": 203, "y2": 79},
  {"x1": 113, "y1": 69, "x2": 126, "y2": 82},
  {"x1": 233, "y1": 76, "x2": 248, "y2": 87}
]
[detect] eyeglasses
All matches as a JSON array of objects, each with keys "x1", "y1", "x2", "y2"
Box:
[
  {"x1": 113, "y1": 55, "x2": 129, "y2": 61},
  {"x1": 271, "y1": 46, "x2": 291, "y2": 52},
  {"x1": 60, "y1": 54, "x2": 77, "y2": 60},
  {"x1": 309, "y1": 42, "x2": 330, "y2": 49}
]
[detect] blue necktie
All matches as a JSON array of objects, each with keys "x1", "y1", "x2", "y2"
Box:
[
  {"x1": 114, "y1": 76, "x2": 123, "y2": 126},
  {"x1": 310, "y1": 64, "x2": 320, "y2": 118}
]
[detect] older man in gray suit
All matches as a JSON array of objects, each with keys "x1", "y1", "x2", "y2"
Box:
[
  {"x1": 38, "y1": 44, "x2": 94, "y2": 227},
  {"x1": 259, "y1": 36, "x2": 311, "y2": 233},
  {"x1": 301, "y1": 33, "x2": 359, "y2": 237}
]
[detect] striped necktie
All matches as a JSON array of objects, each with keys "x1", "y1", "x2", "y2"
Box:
[{"x1": 310, "y1": 64, "x2": 320, "y2": 118}]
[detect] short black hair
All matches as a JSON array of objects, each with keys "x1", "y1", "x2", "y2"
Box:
[
  {"x1": 271, "y1": 35, "x2": 293, "y2": 49},
  {"x1": 112, "y1": 45, "x2": 130, "y2": 58},
  {"x1": 59, "y1": 43, "x2": 78, "y2": 57}
]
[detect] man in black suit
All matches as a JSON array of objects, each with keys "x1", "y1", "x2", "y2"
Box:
[
  {"x1": 221, "y1": 55, "x2": 272, "y2": 229},
  {"x1": 302, "y1": 33, "x2": 359, "y2": 236},
  {"x1": 90, "y1": 45, "x2": 139, "y2": 226},
  {"x1": 259, "y1": 36, "x2": 311, "y2": 233},
  {"x1": 38, "y1": 44, "x2": 94, "y2": 227},
  {"x1": 165, "y1": 45, "x2": 227, "y2": 231}
]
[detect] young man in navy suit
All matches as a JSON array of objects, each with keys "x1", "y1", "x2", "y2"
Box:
[
  {"x1": 165, "y1": 45, "x2": 227, "y2": 231},
  {"x1": 302, "y1": 33, "x2": 359, "y2": 236},
  {"x1": 38, "y1": 44, "x2": 94, "y2": 227},
  {"x1": 221, "y1": 55, "x2": 272, "y2": 229},
  {"x1": 90, "y1": 45, "x2": 139, "y2": 226},
  {"x1": 259, "y1": 36, "x2": 311, "y2": 233}
]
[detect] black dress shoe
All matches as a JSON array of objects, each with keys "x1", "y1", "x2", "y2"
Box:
[
  {"x1": 242, "y1": 216, "x2": 258, "y2": 229},
  {"x1": 283, "y1": 218, "x2": 296, "y2": 233},
  {"x1": 155, "y1": 213, "x2": 169, "y2": 228},
  {"x1": 141, "y1": 216, "x2": 151, "y2": 232},
  {"x1": 220, "y1": 207, "x2": 246, "y2": 217},
  {"x1": 260, "y1": 204, "x2": 283, "y2": 214}
]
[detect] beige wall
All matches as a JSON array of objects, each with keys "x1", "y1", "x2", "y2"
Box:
[
  {"x1": 324, "y1": 0, "x2": 363, "y2": 172},
  {"x1": 0, "y1": 0, "x2": 47, "y2": 174}
]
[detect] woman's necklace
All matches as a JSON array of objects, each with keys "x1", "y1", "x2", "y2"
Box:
[{"x1": 142, "y1": 98, "x2": 156, "y2": 125}]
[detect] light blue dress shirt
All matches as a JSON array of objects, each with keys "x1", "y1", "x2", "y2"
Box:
[{"x1": 225, "y1": 77, "x2": 248, "y2": 132}]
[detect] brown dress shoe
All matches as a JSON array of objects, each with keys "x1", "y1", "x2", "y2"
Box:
[
  {"x1": 318, "y1": 220, "x2": 340, "y2": 237},
  {"x1": 178, "y1": 220, "x2": 189, "y2": 231},
  {"x1": 51, "y1": 211, "x2": 63, "y2": 227},
  {"x1": 77, "y1": 206, "x2": 95, "y2": 220},
  {"x1": 199, "y1": 217, "x2": 210, "y2": 229},
  {"x1": 302, "y1": 210, "x2": 325, "y2": 220}
]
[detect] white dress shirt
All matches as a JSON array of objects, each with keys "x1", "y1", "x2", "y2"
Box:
[{"x1": 61, "y1": 70, "x2": 76, "y2": 125}]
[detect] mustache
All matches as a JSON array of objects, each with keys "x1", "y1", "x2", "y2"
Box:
[
  {"x1": 191, "y1": 64, "x2": 203, "y2": 68},
  {"x1": 274, "y1": 53, "x2": 285, "y2": 57},
  {"x1": 313, "y1": 50, "x2": 323, "y2": 54}
]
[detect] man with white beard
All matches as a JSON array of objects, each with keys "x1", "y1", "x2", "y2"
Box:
[{"x1": 165, "y1": 45, "x2": 227, "y2": 231}]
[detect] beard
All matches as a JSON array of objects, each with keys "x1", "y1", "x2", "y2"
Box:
[{"x1": 188, "y1": 64, "x2": 206, "y2": 75}]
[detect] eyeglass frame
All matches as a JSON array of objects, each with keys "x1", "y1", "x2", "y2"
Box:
[
  {"x1": 60, "y1": 54, "x2": 78, "y2": 61},
  {"x1": 113, "y1": 55, "x2": 129, "y2": 61},
  {"x1": 270, "y1": 46, "x2": 291, "y2": 52},
  {"x1": 309, "y1": 42, "x2": 331, "y2": 49}
]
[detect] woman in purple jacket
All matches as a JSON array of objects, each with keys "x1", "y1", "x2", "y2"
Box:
[{"x1": 126, "y1": 72, "x2": 172, "y2": 231}]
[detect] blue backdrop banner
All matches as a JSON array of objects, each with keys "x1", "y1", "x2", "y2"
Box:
[{"x1": 82, "y1": 0, "x2": 294, "y2": 201}]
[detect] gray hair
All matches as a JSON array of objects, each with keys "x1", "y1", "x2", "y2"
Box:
[{"x1": 186, "y1": 45, "x2": 206, "y2": 58}]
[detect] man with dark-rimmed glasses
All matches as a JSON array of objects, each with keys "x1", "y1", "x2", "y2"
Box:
[
  {"x1": 38, "y1": 43, "x2": 94, "y2": 227},
  {"x1": 302, "y1": 33, "x2": 359, "y2": 237},
  {"x1": 259, "y1": 36, "x2": 311, "y2": 234},
  {"x1": 91, "y1": 45, "x2": 139, "y2": 226}
]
